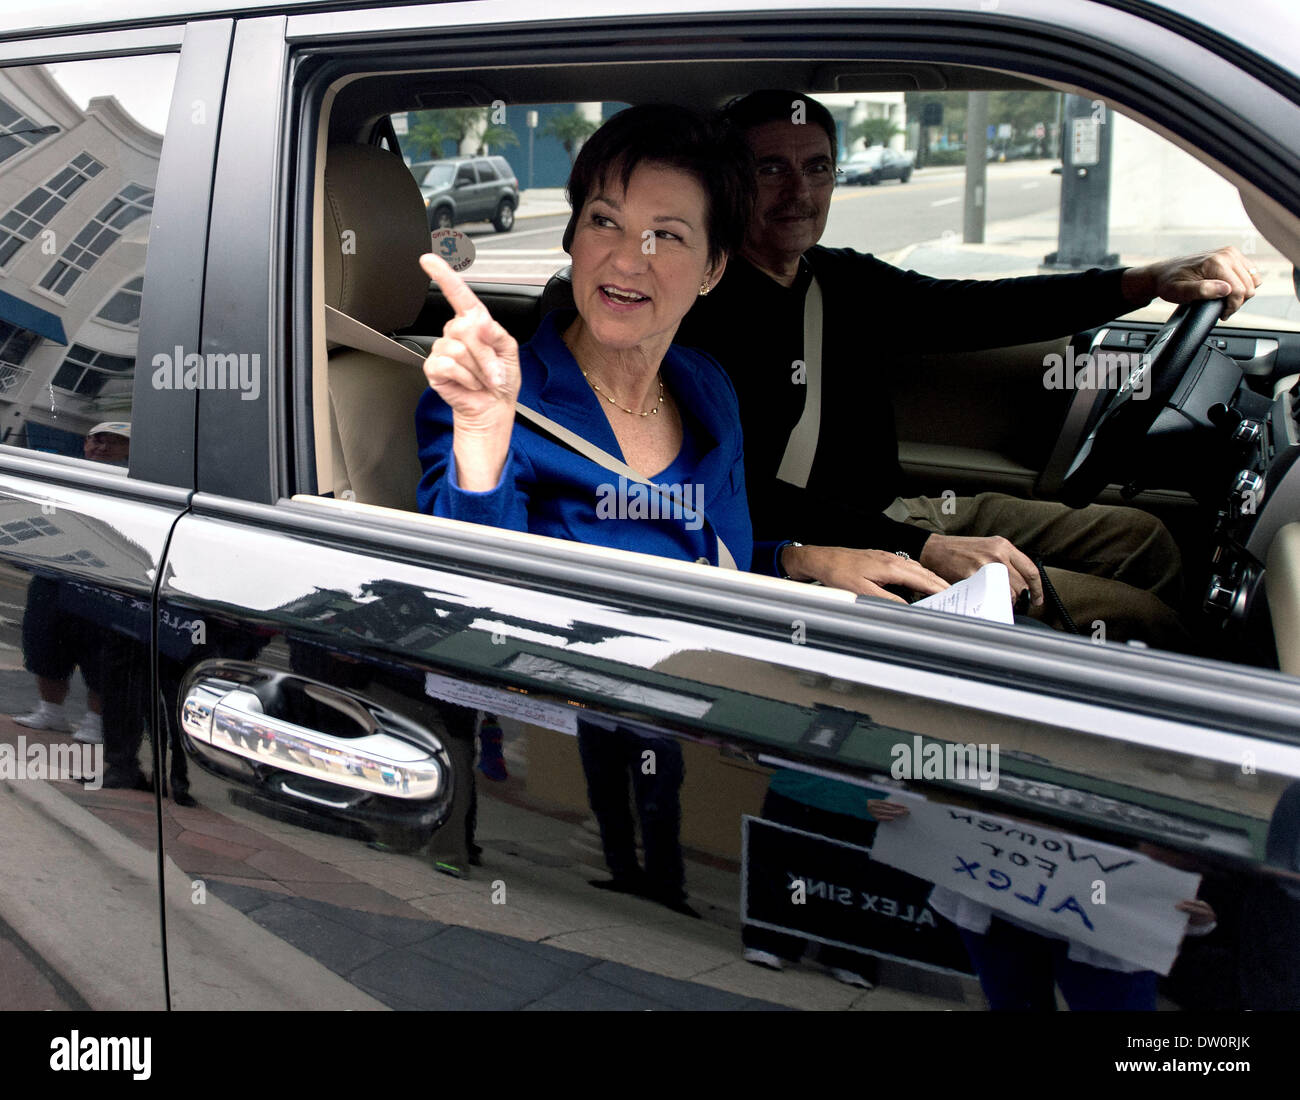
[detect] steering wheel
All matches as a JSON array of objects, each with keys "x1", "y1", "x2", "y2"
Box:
[{"x1": 1039, "y1": 297, "x2": 1227, "y2": 507}]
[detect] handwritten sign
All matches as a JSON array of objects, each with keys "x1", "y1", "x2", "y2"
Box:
[{"x1": 869, "y1": 797, "x2": 1200, "y2": 974}]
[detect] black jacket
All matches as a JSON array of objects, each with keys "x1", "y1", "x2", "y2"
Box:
[{"x1": 676, "y1": 246, "x2": 1133, "y2": 556}]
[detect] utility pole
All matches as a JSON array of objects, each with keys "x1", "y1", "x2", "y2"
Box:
[
  {"x1": 964, "y1": 91, "x2": 988, "y2": 244},
  {"x1": 1043, "y1": 94, "x2": 1118, "y2": 269}
]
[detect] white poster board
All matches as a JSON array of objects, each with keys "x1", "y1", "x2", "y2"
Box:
[{"x1": 869, "y1": 796, "x2": 1200, "y2": 974}]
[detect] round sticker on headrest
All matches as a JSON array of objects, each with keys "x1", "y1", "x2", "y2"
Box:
[{"x1": 429, "y1": 228, "x2": 475, "y2": 273}]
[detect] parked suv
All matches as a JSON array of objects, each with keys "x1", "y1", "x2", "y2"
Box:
[{"x1": 411, "y1": 155, "x2": 518, "y2": 232}]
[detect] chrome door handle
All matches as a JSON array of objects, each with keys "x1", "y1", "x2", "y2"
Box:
[{"x1": 181, "y1": 681, "x2": 444, "y2": 800}]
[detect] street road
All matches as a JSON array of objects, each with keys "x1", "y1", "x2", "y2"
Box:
[{"x1": 454, "y1": 159, "x2": 1063, "y2": 284}]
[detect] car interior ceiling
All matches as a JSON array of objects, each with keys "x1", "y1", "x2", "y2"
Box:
[{"x1": 314, "y1": 57, "x2": 1300, "y2": 673}]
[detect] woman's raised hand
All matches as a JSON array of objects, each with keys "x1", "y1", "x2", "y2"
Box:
[{"x1": 420, "y1": 252, "x2": 522, "y2": 490}]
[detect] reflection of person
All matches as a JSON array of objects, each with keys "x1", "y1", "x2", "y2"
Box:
[
  {"x1": 742, "y1": 771, "x2": 887, "y2": 988},
  {"x1": 12, "y1": 422, "x2": 130, "y2": 742},
  {"x1": 874, "y1": 801, "x2": 1216, "y2": 1010},
  {"x1": 677, "y1": 91, "x2": 1263, "y2": 643}
]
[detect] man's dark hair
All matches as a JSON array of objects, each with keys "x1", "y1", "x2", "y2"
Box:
[
  {"x1": 718, "y1": 90, "x2": 838, "y2": 165},
  {"x1": 562, "y1": 104, "x2": 755, "y2": 269}
]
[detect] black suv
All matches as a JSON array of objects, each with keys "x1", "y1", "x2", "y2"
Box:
[
  {"x1": 411, "y1": 155, "x2": 519, "y2": 232},
  {"x1": 0, "y1": 0, "x2": 1297, "y2": 1026}
]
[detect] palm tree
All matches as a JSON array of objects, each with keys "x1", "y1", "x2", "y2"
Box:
[
  {"x1": 540, "y1": 110, "x2": 600, "y2": 164},
  {"x1": 849, "y1": 118, "x2": 902, "y2": 149}
]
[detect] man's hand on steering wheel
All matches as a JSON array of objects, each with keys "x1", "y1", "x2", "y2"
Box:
[{"x1": 1120, "y1": 245, "x2": 1263, "y2": 319}]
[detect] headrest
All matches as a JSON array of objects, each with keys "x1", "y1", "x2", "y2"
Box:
[
  {"x1": 540, "y1": 264, "x2": 575, "y2": 317},
  {"x1": 324, "y1": 143, "x2": 429, "y2": 334}
]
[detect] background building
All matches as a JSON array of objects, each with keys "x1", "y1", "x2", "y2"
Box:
[{"x1": 0, "y1": 65, "x2": 162, "y2": 455}]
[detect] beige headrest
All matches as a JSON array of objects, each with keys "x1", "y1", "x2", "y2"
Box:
[{"x1": 324, "y1": 143, "x2": 429, "y2": 334}]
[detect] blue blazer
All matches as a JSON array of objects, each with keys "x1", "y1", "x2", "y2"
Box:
[{"x1": 416, "y1": 309, "x2": 783, "y2": 574}]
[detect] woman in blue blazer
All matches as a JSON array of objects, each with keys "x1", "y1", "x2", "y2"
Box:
[{"x1": 415, "y1": 105, "x2": 946, "y2": 597}]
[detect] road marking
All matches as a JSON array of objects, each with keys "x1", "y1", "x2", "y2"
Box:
[
  {"x1": 467, "y1": 248, "x2": 565, "y2": 257},
  {"x1": 472, "y1": 223, "x2": 567, "y2": 245},
  {"x1": 930, "y1": 196, "x2": 959, "y2": 207}
]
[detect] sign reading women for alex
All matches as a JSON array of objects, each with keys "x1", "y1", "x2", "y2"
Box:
[{"x1": 869, "y1": 797, "x2": 1201, "y2": 974}]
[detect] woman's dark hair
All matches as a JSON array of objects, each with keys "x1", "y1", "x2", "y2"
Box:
[
  {"x1": 562, "y1": 104, "x2": 755, "y2": 269},
  {"x1": 719, "y1": 90, "x2": 838, "y2": 166}
]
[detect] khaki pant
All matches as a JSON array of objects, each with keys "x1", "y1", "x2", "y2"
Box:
[{"x1": 885, "y1": 492, "x2": 1190, "y2": 650}]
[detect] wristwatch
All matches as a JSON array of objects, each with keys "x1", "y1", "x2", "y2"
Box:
[{"x1": 778, "y1": 541, "x2": 804, "y2": 580}]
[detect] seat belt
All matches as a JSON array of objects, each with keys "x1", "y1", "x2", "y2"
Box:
[
  {"x1": 323, "y1": 304, "x2": 737, "y2": 569},
  {"x1": 774, "y1": 273, "x2": 822, "y2": 489}
]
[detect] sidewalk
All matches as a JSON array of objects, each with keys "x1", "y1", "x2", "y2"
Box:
[
  {"x1": 886, "y1": 203, "x2": 1300, "y2": 328},
  {"x1": 0, "y1": 703, "x2": 978, "y2": 1010},
  {"x1": 514, "y1": 186, "x2": 570, "y2": 221}
]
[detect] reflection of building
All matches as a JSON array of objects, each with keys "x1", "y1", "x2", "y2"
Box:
[
  {"x1": 818, "y1": 92, "x2": 908, "y2": 155},
  {"x1": 0, "y1": 66, "x2": 162, "y2": 454}
]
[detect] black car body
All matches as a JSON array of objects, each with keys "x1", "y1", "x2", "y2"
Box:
[
  {"x1": 0, "y1": 0, "x2": 1297, "y2": 1016},
  {"x1": 841, "y1": 145, "x2": 914, "y2": 185}
]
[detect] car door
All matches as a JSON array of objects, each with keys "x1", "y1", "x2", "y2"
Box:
[
  {"x1": 0, "y1": 17, "x2": 231, "y2": 1009},
  {"x1": 150, "y1": 1, "x2": 1300, "y2": 1014},
  {"x1": 452, "y1": 161, "x2": 479, "y2": 223}
]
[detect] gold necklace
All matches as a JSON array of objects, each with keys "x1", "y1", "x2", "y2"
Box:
[{"x1": 582, "y1": 369, "x2": 664, "y2": 416}]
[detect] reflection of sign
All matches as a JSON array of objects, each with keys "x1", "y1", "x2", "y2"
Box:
[
  {"x1": 1071, "y1": 118, "x2": 1100, "y2": 166},
  {"x1": 424, "y1": 671, "x2": 577, "y2": 734},
  {"x1": 997, "y1": 123, "x2": 1012, "y2": 139},
  {"x1": 741, "y1": 817, "x2": 975, "y2": 976},
  {"x1": 869, "y1": 798, "x2": 1200, "y2": 974},
  {"x1": 429, "y1": 228, "x2": 475, "y2": 272}
]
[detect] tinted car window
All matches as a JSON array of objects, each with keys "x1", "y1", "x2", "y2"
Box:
[{"x1": 474, "y1": 158, "x2": 498, "y2": 181}]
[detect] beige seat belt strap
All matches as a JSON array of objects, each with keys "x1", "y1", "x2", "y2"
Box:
[
  {"x1": 323, "y1": 305, "x2": 737, "y2": 569},
  {"x1": 775, "y1": 273, "x2": 822, "y2": 489}
]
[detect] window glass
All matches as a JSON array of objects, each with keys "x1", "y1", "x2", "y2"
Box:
[
  {"x1": 818, "y1": 84, "x2": 1298, "y2": 331},
  {"x1": 0, "y1": 54, "x2": 176, "y2": 462},
  {"x1": 391, "y1": 102, "x2": 629, "y2": 286}
]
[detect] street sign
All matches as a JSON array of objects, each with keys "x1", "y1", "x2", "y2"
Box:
[
  {"x1": 997, "y1": 122, "x2": 1012, "y2": 139},
  {"x1": 1071, "y1": 117, "x2": 1101, "y2": 166}
]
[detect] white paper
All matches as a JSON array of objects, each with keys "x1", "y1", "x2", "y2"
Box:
[
  {"x1": 913, "y1": 562, "x2": 1014, "y2": 623},
  {"x1": 869, "y1": 796, "x2": 1200, "y2": 974}
]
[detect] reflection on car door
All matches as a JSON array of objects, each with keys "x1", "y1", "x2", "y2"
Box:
[{"x1": 0, "y1": 22, "x2": 222, "y2": 1009}]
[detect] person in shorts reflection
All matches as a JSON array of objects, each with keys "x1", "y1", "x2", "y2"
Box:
[{"x1": 12, "y1": 422, "x2": 130, "y2": 744}]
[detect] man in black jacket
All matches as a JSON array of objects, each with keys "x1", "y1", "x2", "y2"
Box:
[{"x1": 677, "y1": 90, "x2": 1261, "y2": 646}]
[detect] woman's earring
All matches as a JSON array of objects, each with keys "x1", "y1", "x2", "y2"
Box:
[{"x1": 698, "y1": 282, "x2": 711, "y2": 296}]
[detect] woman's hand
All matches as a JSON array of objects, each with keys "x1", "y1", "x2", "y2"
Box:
[
  {"x1": 420, "y1": 253, "x2": 521, "y2": 491},
  {"x1": 781, "y1": 544, "x2": 949, "y2": 603}
]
